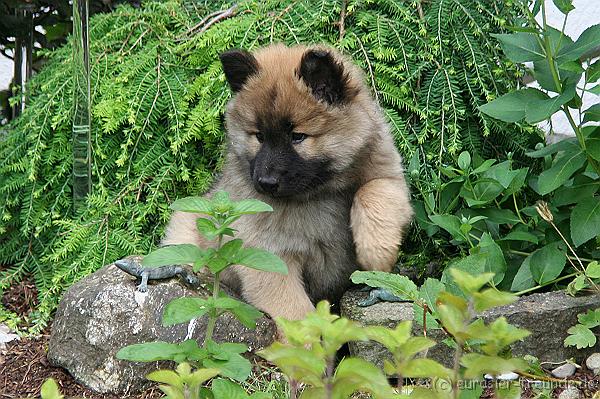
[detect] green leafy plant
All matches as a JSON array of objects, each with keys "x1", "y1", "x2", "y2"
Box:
[
  {"x1": 564, "y1": 305, "x2": 600, "y2": 349},
  {"x1": 39, "y1": 379, "x2": 64, "y2": 399},
  {"x1": 412, "y1": 0, "x2": 600, "y2": 295},
  {"x1": 262, "y1": 269, "x2": 531, "y2": 399},
  {"x1": 0, "y1": 0, "x2": 534, "y2": 332},
  {"x1": 117, "y1": 191, "x2": 287, "y2": 392}
]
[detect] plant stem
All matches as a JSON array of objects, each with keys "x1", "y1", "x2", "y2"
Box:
[
  {"x1": 509, "y1": 249, "x2": 594, "y2": 263},
  {"x1": 513, "y1": 193, "x2": 526, "y2": 224},
  {"x1": 203, "y1": 234, "x2": 224, "y2": 347},
  {"x1": 203, "y1": 271, "x2": 221, "y2": 346},
  {"x1": 514, "y1": 272, "x2": 578, "y2": 296},
  {"x1": 325, "y1": 357, "x2": 334, "y2": 399},
  {"x1": 451, "y1": 343, "x2": 462, "y2": 399}
]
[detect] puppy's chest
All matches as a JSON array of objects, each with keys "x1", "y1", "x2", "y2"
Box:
[{"x1": 235, "y1": 195, "x2": 353, "y2": 256}]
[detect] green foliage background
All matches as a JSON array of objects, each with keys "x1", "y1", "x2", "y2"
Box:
[{"x1": 0, "y1": 0, "x2": 538, "y2": 331}]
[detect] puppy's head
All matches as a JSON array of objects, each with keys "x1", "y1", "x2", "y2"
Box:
[{"x1": 220, "y1": 44, "x2": 375, "y2": 198}]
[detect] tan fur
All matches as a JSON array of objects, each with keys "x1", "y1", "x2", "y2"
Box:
[{"x1": 163, "y1": 44, "x2": 413, "y2": 321}]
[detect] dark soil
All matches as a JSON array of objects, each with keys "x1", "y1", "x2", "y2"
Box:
[
  {"x1": 0, "y1": 331, "x2": 164, "y2": 399},
  {"x1": 0, "y1": 271, "x2": 161, "y2": 399}
]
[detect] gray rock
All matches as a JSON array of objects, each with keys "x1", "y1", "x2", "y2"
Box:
[
  {"x1": 341, "y1": 288, "x2": 600, "y2": 367},
  {"x1": 558, "y1": 386, "x2": 581, "y2": 399},
  {"x1": 48, "y1": 262, "x2": 276, "y2": 394},
  {"x1": 585, "y1": 353, "x2": 600, "y2": 374},
  {"x1": 551, "y1": 363, "x2": 577, "y2": 378}
]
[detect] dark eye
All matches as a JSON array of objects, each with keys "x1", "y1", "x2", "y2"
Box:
[
  {"x1": 256, "y1": 132, "x2": 264, "y2": 143},
  {"x1": 291, "y1": 133, "x2": 307, "y2": 144}
]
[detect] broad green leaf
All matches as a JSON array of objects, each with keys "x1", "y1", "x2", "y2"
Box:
[
  {"x1": 472, "y1": 159, "x2": 497, "y2": 174},
  {"x1": 501, "y1": 231, "x2": 539, "y2": 244},
  {"x1": 211, "y1": 378, "x2": 248, "y2": 399},
  {"x1": 586, "y1": 128, "x2": 600, "y2": 161},
  {"x1": 204, "y1": 353, "x2": 252, "y2": 382},
  {"x1": 564, "y1": 324, "x2": 596, "y2": 348},
  {"x1": 170, "y1": 197, "x2": 212, "y2": 214},
  {"x1": 332, "y1": 358, "x2": 393, "y2": 399},
  {"x1": 558, "y1": 24, "x2": 600, "y2": 62},
  {"x1": 429, "y1": 214, "x2": 464, "y2": 240},
  {"x1": 449, "y1": 268, "x2": 494, "y2": 294},
  {"x1": 414, "y1": 278, "x2": 445, "y2": 328},
  {"x1": 399, "y1": 336, "x2": 437, "y2": 359},
  {"x1": 578, "y1": 308, "x2": 600, "y2": 328},
  {"x1": 196, "y1": 218, "x2": 219, "y2": 241},
  {"x1": 213, "y1": 296, "x2": 243, "y2": 310},
  {"x1": 491, "y1": 33, "x2": 545, "y2": 63},
  {"x1": 472, "y1": 289, "x2": 517, "y2": 312},
  {"x1": 219, "y1": 239, "x2": 243, "y2": 262},
  {"x1": 476, "y1": 208, "x2": 521, "y2": 224},
  {"x1": 478, "y1": 233, "x2": 507, "y2": 284},
  {"x1": 437, "y1": 299, "x2": 468, "y2": 335},
  {"x1": 479, "y1": 89, "x2": 544, "y2": 122},
  {"x1": 41, "y1": 379, "x2": 64, "y2": 399},
  {"x1": 458, "y1": 151, "x2": 471, "y2": 170},
  {"x1": 259, "y1": 343, "x2": 326, "y2": 386},
  {"x1": 552, "y1": 0, "x2": 574, "y2": 15},
  {"x1": 587, "y1": 60, "x2": 600, "y2": 83},
  {"x1": 365, "y1": 322, "x2": 412, "y2": 350},
  {"x1": 482, "y1": 161, "x2": 520, "y2": 189},
  {"x1": 525, "y1": 137, "x2": 578, "y2": 158},
  {"x1": 459, "y1": 382, "x2": 484, "y2": 399},
  {"x1": 142, "y1": 244, "x2": 205, "y2": 267},
  {"x1": 552, "y1": 177, "x2": 600, "y2": 206},
  {"x1": 163, "y1": 297, "x2": 209, "y2": 326},
  {"x1": 205, "y1": 341, "x2": 248, "y2": 360},
  {"x1": 146, "y1": 369, "x2": 184, "y2": 388},
  {"x1": 510, "y1": 255, "x2": 536, "y2": 292},
  {"x1": 559, "y1": 60, "x2": 584, "y2": 73},
  {"x1": 583, "y1": 104, "x2": 600, "y2": 123},
  {"x1": 116, "y1": 341, "x2": 183, "y2": 362},
  {"x1": 232, "y1": 199, "x2": 273, "y2": 214},
  {"x1": 524, "y1": 85, "x2": 576, "y2": 123},
  {"x1": 461, "y1": 178, "x2": 505, "y2": 207},
  {"x1": 445, "y1": 254, "x2": 488, "y2": 291},
  {"x1": 235, "y1": 248, "x2": 288, "y2": 274},
  {"x1": 227, "y1": 300, "x2": 263, "y2": 329},
  {"x1": 529, "y1": 242, "x2": 566, "y2": 284},
  {"x1": 403, "y1": 358, "x2": 452, "y2": 379},
  {"x1": 570, "y1": 196, "x2": 600, "y2": 246},
  {"x1": 158, "y1": 386, "x2": 185, "y2": 399},
  {"x1": 586, "y1": 262, "x2": 600, "y2": 279},
  {"x1": 186, "y1": 368, "x2": 221, "y2": 387},
  {"x1": 588, "y1": 85, "x2": 600, "y2": 95},
  {"x1": 351, "y1": 270, "x2": 419, "y2": 300},
  {"x1": 535, "y1": 148, "x2": 586, "y2": 195}
]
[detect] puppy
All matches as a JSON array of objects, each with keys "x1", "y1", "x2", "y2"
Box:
[{"x1": 163, "y1": 44, "x2": 413, "y2": 320}]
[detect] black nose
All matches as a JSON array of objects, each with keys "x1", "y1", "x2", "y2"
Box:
[{"x1": 258, "y1": 176, "x2": 279, "y2": 193}]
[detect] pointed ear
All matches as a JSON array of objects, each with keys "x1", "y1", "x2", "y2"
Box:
[
  {"x1": 298, "y1": 49, "x2": 354, "y2": 105},
  {"x1": 219, "y1": 49, "x2": 259, "y2": 92}
]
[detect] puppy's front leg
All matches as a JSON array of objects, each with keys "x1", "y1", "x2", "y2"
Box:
[
  {"x1": 234, "y1": 257, "x2": 314, "y2": 321},
  {"x1": 350, "y1": 177, "x2": 413, "y2": 272}
]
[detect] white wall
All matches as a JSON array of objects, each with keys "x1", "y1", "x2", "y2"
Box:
[{"x1": 533, "y1": 0, "x2": 600, "y2": 139}]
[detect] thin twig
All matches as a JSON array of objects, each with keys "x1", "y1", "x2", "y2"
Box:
[
  {"x1": 339, "y1": 0, "x2": 347, "y2": 41},
  {"x1": 197, "y1": 5, "x2": 237, "y2": 35},
  {"x1": 354, "y1": 33, "x2": 378, "y2": 101},
  {"x1": 183, "y1": 9, "x2": 222, "y2": 36},
  {"x1": 416, "y1": 0, "x2": 425, "y2": 20}
]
